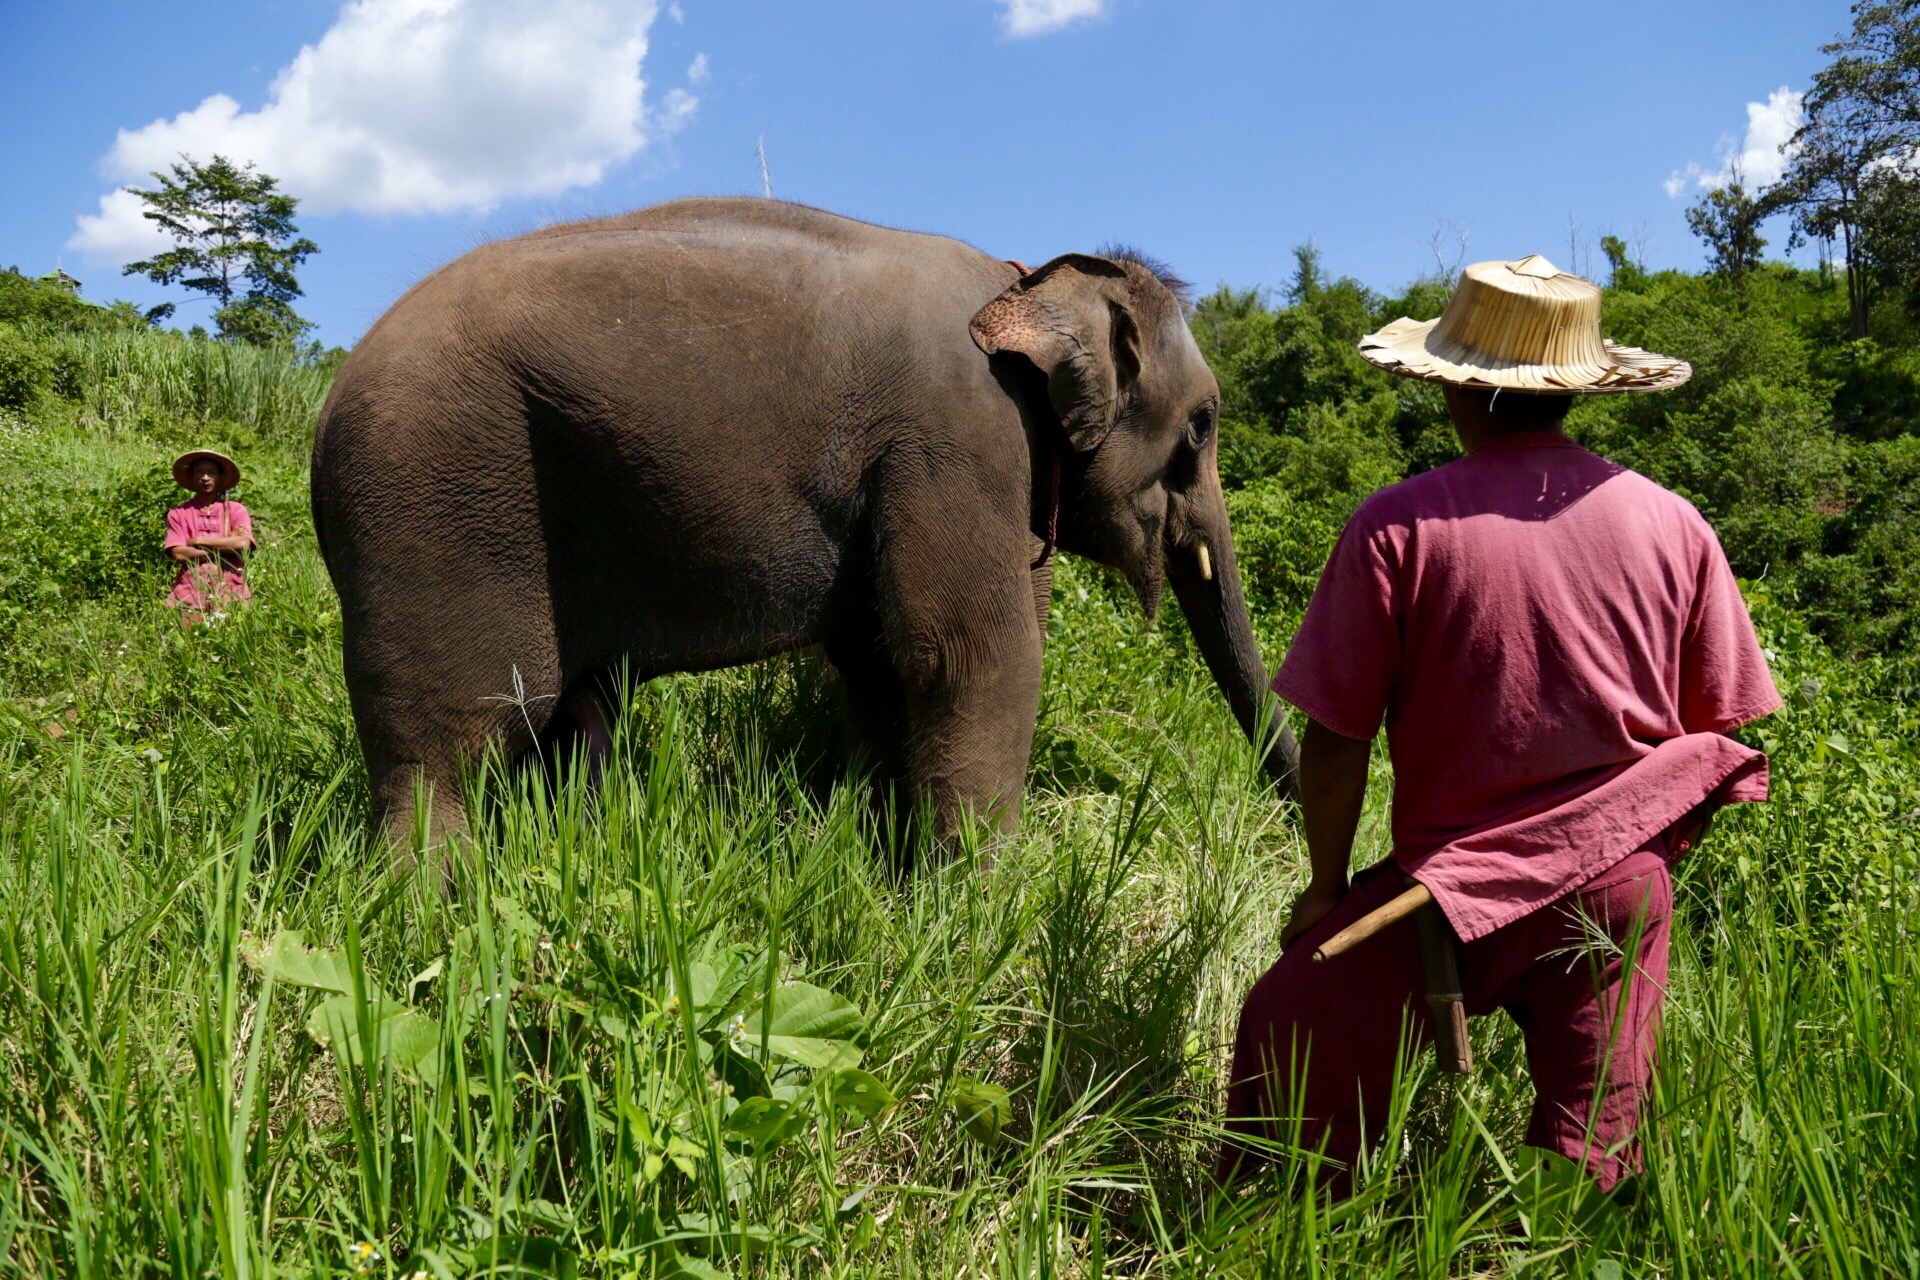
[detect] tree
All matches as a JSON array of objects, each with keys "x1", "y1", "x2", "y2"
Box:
[
  {"x1": 122, "y1": 154, "x2": 318, "y2": 345},
  {"x1": 1685, "y1": 175, "x2": 1769, "y2": 285},
  {"x1": 1601, "y1": 234, "x2": 1648, "y2": 291},
  {"x1": 1774, "y1": 0, "x2": 1920, "y2": 337}
]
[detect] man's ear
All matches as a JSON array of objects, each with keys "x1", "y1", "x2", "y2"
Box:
[{"x1": 970, "y1": 254, "x2": 1143, "y2": 452}]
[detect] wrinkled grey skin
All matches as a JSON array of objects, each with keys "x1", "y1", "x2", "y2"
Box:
[{"x1": 312, "y1": 199, "x2": 1298, "y2": 851}]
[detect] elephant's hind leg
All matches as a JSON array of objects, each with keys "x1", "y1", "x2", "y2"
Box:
[{"x1": 342, "y1": 602, "x2": 568, "y2": 864}]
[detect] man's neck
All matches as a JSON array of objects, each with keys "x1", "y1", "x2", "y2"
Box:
[{"x1": 1452, "y1": 420, "x2": 1568, "y2": 453}]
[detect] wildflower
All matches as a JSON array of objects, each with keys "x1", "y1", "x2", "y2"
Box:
[
  {"x1": 141, "y1": 748, "x2": 164, "y2": 764},
  {"x1": 349, "y1": 1240, "x2": 381, "y2": 1273},
  {"x1": 727, "y1": 1011, "x2": 748, "y2": 1044},
  {"x1": 537, "y1": 935, "x2": 553, "y2": 953}
]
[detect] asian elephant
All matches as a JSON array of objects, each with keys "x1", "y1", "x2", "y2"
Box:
[{"x1": 311, "y1": 198, "x2": 1299, "y2": 849}]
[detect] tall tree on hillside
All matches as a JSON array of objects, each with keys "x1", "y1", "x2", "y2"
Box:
[
  {"x1": 1685, "y1": 175, "x2": 1769, "y2": 285},
  {"x1": 1773, "y1": 0, "x2": 1920, "y2": 337},
  {"x1": 122, "y1": 154, "x2": 318, "y2": 345}
]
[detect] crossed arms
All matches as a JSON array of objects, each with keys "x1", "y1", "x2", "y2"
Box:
[{"x1": 169, "y1": 532, "x2": 253, "y2": 562}]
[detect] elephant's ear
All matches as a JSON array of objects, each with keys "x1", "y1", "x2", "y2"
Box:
[{"x1": 970, "y1": 254, "x2": 1143, "y2": 452}]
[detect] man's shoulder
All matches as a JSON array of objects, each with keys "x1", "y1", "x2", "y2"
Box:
[
  {"x1": 1349, "y1": 446, "x2": 1711, "y2": 534},
  {"x1": 1590, "y1": 461, "x2": 1717, "y2": 536},
  {"x1": 1345, "y1": 455, "x2": 1485, "y2": 535},
  {"x1": 1348, "y1": 465, "x2": 1449, "y2": 527}
]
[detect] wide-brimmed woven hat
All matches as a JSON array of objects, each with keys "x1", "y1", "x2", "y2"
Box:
[
  {"x1": 1359, "y1": 255, "x2": 1690, "y2": 394},
  {"x1": 171, "y1": 448, "x2": 241, "y2": 491}
]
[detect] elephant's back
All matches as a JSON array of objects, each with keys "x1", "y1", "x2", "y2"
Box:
[
  {"x1": 312, "y1": 198, "x2": 1023, "y2": 669},
  {"x1": 511, "y1": 198, "x2": 997, "y2": 272}
]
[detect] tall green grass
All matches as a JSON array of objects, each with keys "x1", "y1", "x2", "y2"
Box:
[
  {"x1": 42, "y1": 328, "x2": 331, "y2": 441},
  {"x1": 0, "y1": 332, "x2": 1916, "y2": 1276}
]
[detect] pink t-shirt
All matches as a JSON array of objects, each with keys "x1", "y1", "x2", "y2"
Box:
[
  {"x1": 165, "y1": 497, "x2": 255, "y2": 610},
  {"x1": 1272, "y1": 433, "x2": 1781, "y2": 942}
]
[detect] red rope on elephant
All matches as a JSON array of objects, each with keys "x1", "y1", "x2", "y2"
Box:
[{"x1": 1007, "y1": 258, "x2": 1061, "y2": 571}]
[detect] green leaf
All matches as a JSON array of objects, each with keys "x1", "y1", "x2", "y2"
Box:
[
  {"x1": 741, "y1": 982, "x2": 866, "y2": 1067},
  {"x1": 245, "y1": 930, "x2": 353, "y2": 994},
  {"x1": 949, "y1": 1076, "x2": 1011, "y2": 1146},
  {"x1": 493, "y1": 894, "x2": 541, "y2": 941},
  {"x1": 828, "y1": 1068, "x2": 896, "y2": 1119},
  {"x1": 676, "y1": 961, "x2": 724, "y2": 1015},
  {"x1": 744, "y1": 981, "x2": 866, "y2": 1039},
  {"x1": 306, "y1": 994, "x2": 444, "y2": 1078},
  {"x1": 741, "y1": 982, "x2": 871, "y2": 1074},
  {"x1": 486, "y1": 1236, "x2": 578, "y2": 1279},
  {"x1": 407, "y1": 955, "x2": 444, "y2": 1000},
  {"x1": 761, "y1": 1036, "x2": 862, "y2": 1072},
  {"x1": 723, "y1": 1096, "x2": 812, "y2": 1153},
  {"x1": 660, "y1": 1253, "x2": 729, "y2": 1280}
]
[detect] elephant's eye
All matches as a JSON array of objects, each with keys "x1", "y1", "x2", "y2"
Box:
[{"x1": 1187, "y1": 402, "x2": 1218, "y2": 449}]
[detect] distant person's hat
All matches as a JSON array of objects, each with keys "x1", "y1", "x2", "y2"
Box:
[
  {"x1": 1358, "y1": 255, "x2": 1690, "y2": 395},
  {"x1": 172, "y1": 449, "x2": 242, "y2": 491}
]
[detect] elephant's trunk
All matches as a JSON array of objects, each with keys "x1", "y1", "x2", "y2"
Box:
[{"x1": 1165, "y1": 475, "x2": 1301, "y2": 804}]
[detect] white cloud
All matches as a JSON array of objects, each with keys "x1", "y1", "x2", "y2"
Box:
[
  {"x1": 687, "y1": 52, "x2": 710, "y2": 84},
  {"x1": 70, "y1": 0, "x2": 698, "y2": 263},
  {"x1": 1665, "y1": 86, "x2": 1803, "y2": 199},
  {"x1": 999, "y1": 0, "x2": 1106, "y2": 38}
]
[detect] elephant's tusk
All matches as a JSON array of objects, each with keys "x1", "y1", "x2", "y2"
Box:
[{"x1": 1196, "y1": 543, "x2": 1213, "y2": 581}]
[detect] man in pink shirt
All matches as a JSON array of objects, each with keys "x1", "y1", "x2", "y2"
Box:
[{"x1": 1219, "y1": 257, "x2": 1781, "y2": 1193}]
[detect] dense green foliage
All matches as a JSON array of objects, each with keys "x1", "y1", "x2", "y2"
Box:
[{"x1": 0, "y1": 241, "x2": 1915, "y2": 1276}]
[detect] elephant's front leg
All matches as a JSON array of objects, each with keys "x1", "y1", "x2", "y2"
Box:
[
  {"x1": 898, "y1": 622, "x2": 1043, "y2": 840},
  {"x1": 878, "y1": 474, "x2": 1045, "y2": 847}
]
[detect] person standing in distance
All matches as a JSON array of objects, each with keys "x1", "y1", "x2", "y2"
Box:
[{"x1": 165, "y1": 448, "x2": 255, "y2": 626}]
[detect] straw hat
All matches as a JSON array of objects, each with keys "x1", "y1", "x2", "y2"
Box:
[
  {"x1": 171, "y1": 448, "x2": 241, "y2": 491},
  {"x1": 1358, "y1": 255, "x2": 1690, "y2": 395}
]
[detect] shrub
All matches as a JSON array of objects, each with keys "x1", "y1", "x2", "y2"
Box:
[
  {"x1": 0, "y1": 324, "x2": 51, "y2": 409},
  {"x1": 0, "y1": 464, "x2": 180, "y2": 653}
]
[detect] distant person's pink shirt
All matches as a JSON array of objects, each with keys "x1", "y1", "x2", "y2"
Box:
[
  {"x1": 165, "y1": 497, "x2": 254, "y2": 614},
  {"x1": 1272, "y1": 433, "x2": 1781, "y2": 942}
]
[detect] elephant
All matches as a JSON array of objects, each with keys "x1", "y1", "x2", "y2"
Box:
[{"x1": 311, "y1": 198, "x2": 1299, "y2": 851}]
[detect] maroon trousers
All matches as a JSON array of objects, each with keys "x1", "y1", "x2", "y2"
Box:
[{"x1": 1219, "y1": 844, "x2": 1672, "y2": 1194}]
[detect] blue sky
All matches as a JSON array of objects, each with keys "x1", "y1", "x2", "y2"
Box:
[{"x1": 2, "y1": 0, "x2": 1846, "y2": 346}]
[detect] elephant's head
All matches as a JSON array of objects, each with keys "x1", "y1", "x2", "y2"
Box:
[{"x1": 971, "y1": 253, "x2": 1300, "y2": 797}]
